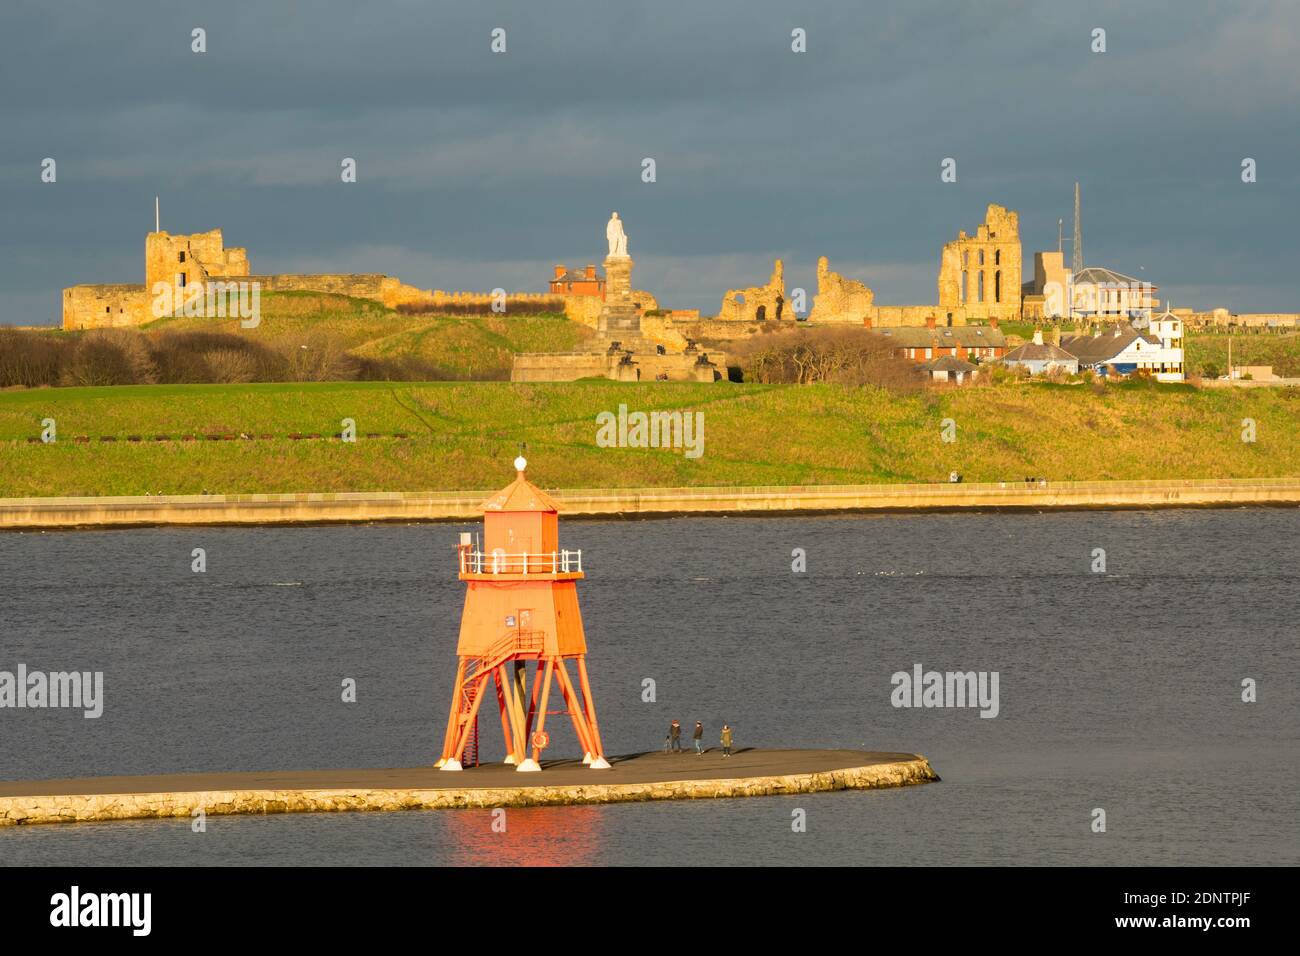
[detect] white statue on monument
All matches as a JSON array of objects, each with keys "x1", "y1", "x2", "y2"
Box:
[{"x1": 606, "y1": 212, "x2": 629, "y2": 258}]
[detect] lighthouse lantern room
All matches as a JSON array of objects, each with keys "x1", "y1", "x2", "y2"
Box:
[{"x1": 437, "y1": 456, "x2": 609, "y2": 772}]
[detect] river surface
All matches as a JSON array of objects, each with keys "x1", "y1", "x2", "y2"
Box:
[{"x1": 1, "y1": 509, "x2": 1297, "y2": 866}]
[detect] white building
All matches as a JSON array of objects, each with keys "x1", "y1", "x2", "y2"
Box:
[
  {"x1": 1069, "y1": 267, "x2": 1160, "y2": 321},
  {"x1": 1060, "y1": 317, "x2": 1184, "y2": 382}
]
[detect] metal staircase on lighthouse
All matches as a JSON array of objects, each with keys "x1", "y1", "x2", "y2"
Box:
[
  {"x1": 450, "y1": 628, "x2": 546, "y2": 767},
  {"x1": 436, "y1": 455, "x2": 609, "y2": 773}
]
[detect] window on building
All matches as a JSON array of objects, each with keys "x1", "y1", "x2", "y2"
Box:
[
  {"x1": 178, "y1": 251, "x2": 186, "y2": 263},
  {"x1": 178, "y1": 273, "x2": 186, "y2": 288},
  {"x1": 994, "y1": 249, "x2": 1001, "y2": 266},
  {"x1": 977, "y1": 272, "x2": 984, "y2": 302},
  {"x1": 978, "y1": 250, "x2": 985, "y2": 266},
  {"x1": 995, "y1": 270, "x2": 1001, "y2": 303}
]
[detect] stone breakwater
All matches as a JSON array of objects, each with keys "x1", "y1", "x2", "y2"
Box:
[
  {"x1": 0, "y1": 756, "x2": 938, "y2": 827},
  {"x1": 3, "y1": 478, "x2": 1300, "y2": 530}
]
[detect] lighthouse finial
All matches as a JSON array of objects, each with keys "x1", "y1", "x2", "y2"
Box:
[{"x1": 514, "y1": 454, "x2": 527, "y2": 475}]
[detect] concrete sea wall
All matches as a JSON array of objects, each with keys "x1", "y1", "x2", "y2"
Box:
[
  {"x1": 0, "y1": 757, "x2": 938, "y2": 826},
  {"x1": 1, "y1": 478, "x2": 1298, "y2": 530}
]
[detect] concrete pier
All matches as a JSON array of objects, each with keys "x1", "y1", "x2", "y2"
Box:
[
  {"x1": 0, "y1": 750, "x2": 938, "y2": 826},
  {"x1": 1, "y1": 477, "x2": 1298, "y2": 530}
]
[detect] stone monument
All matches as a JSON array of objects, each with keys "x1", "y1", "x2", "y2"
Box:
[
  {"x1": 508, "y1": 211, "x2": 725, "y2": 383},
  {"x1": 598, "y1": 212, "x2": 642, "y2": 341}
]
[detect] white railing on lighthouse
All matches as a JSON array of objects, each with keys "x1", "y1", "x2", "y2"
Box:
[{"x1": 459, "y1": 549, "x2": 583, "y2": 576}]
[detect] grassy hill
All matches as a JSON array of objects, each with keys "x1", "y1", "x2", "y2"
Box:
[
  {"x1": 3, "y1": 292, "x2": 595, "y2": 386},
  {"x1": 2, "y1": 379, "x2": 1297, "y2": 497},
  {"x1": 143, "y1": 291, "x2": 595, "y2": 380},
  {"x1": 1184, "y1": 333, "x2": 1300, "y2": 378}
]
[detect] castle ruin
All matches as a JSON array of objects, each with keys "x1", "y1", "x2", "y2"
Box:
[
  {"x1": 717, "y1": 260, "x2": 794, "y2": 322},
  {"x1": 807, "y1": 256, "x2": 874, "y2": 323},
  {"x1": 63, "y1": 228, "x2": 434, "y2": 330},
  {"x1": 936, "y1": 203, "x2": 1022, "y2": 323}
]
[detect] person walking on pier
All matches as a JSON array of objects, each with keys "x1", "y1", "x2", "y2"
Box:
[
  {"x1": 669, "y1": 719, "x2": 682, "y2": 753},
  {"x1": 693, "y1": 721, "x2": 704, "y2": 755},
  {"x1": 721, "y1": 724, "x2": 733, "y2": 757}
]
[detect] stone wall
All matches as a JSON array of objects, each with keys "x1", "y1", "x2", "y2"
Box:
[
  {"x1": 808, "y1": 256, "x2": 874, "y2": 323},
  {"x1": 511, "y1": 347, "x2": 726, "y2": 383},
  {"x1": 937, "y1": 203, "x2": 1022, "y2": 322},
  {"x1": 1188, "y1": 310, "x2": 1300, "y2": 329},
  {"x1": 62, "y1": 284, "x2": 151, "y2": 330},
  {"x1": 872, "y1": 304, "x2": 967, "y2": 327},
  {"x1": 6, "y1": 479, "x2": 1300, "y2": 531},
  {"x1": 718, "y1": 260, "x2": 793, "y2": 321},
  {"x1": 243, "y1": 273, "x2": 436, "y2": 309}
]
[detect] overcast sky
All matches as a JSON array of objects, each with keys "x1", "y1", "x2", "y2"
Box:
[{"x1": 3, "y1": 0, "x2": 1298, "y2": 325}]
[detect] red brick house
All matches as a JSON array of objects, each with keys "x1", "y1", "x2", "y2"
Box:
[
  {"x1": 871, "y1": 315, "x2": 1008, "y2": 363},
  {"x1": 549, "y1": 264, "x2": 605, "y2": 298}
]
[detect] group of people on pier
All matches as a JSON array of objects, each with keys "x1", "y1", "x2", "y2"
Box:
[{"x1": 665, "y1": 719, "x2": 733, "y2": 757}]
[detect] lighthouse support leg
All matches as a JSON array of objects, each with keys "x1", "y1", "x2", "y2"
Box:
[
  {"x1": 438, "y1": 659, "x2": 467, "y2": 765},
  {"x1": 555, "y1": 660, "x2": 597, "y2": 762},
  {"x1": 522, "y1": 658, "x2": 555, "y2": 770},
  {"x1": 499, "y1": 663, "x2": 527, "y2": 762},
  {"x1": 577, "y1": 656, "x2": 606, "y2": 759},
  {"x1": 511, "y1": 661, "x2": 529, "y2": 757},
  {"x1": 525, "y1": 660, "x2": 543, "y2": 740},
  {"x1": 493, "y1": 668, "x2": 516, "y2": 763}
]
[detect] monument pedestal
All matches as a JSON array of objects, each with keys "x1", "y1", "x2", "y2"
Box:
[{"x1": 598, "y1": 255, "x2": 642, "y2": 342}]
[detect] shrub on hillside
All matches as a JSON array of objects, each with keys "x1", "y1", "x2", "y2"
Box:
[
  {"x1": 734, "y1": 326, "x2": 922, "y2": 390},
  {"x1": 279, "y1": 331, "x2": 360, "y2": 382},
  {"x1": 61, "y1": 330, "x2": 158, "y2": 387},
  {"x1": 0, "y1": 329, "x2": 72, "y2": 387},
  {"x1": 148, "y1": 331, "x2": 287, "y2": 384}
]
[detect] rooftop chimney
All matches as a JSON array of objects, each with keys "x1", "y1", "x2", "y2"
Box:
[
  {"x1": 862, "y1": 316, "x2": 873, "y2": 330},
  {"x1": 989, "y1": 316, "x2": 999, "y2": 330},
  {"x1": 553, "y1": 264, "x2": 566, "y2": 280},
  {"x1": 585, "y1": 264, "x2": 596, "y2": 280},
  {"x1": 1032, "y1": 329, "x2": 1044, "y2": 346},
  {"x1": 926, "y1": 314, "x2": 937, "y2": 329}
]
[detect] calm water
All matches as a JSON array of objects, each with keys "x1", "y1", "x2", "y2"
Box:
[{"x1": 1, "y1": 509, "x2": 1297, "y2": 866}]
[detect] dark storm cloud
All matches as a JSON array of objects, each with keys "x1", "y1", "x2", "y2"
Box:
[{"x1": 2, "y1": 0, "x2": 1297, "y2": 323}]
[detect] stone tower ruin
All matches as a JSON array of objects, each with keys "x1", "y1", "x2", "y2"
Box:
[{"x1": 937, "y1": 203, "x2": 1022, "y2": 323}]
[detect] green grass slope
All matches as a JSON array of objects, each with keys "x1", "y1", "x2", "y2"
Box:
[{"x1": 1, "y1": 379, "x2": 1297, "y2": 497}]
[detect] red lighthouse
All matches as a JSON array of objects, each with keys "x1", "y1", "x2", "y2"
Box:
[{"x1": 437, "y1": 456, "x2": 609, "y2": 773}]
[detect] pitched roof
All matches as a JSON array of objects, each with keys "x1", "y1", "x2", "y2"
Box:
[
  {"x1": 1073, "y1": 266, "x2": 1157, "y2": 289},
  {"x1": 1060, "y1": 328, "x2": 1160, "y2": 364},
  {"x1": 922, "y1": 355, "x2": 978, "y2": 372},
  {"x1": 481, "y1": 473, "x2": 562, "y2": 513},
  {"x1": 1002, "y1": 341, "x2": 1077, "y2": 363},
  {"x1": 875, "y1": 326, "x2": 1007, "y2": 348},
  {"x1": 553, "y1": 270, "x2": 602, "y2": 283}
]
